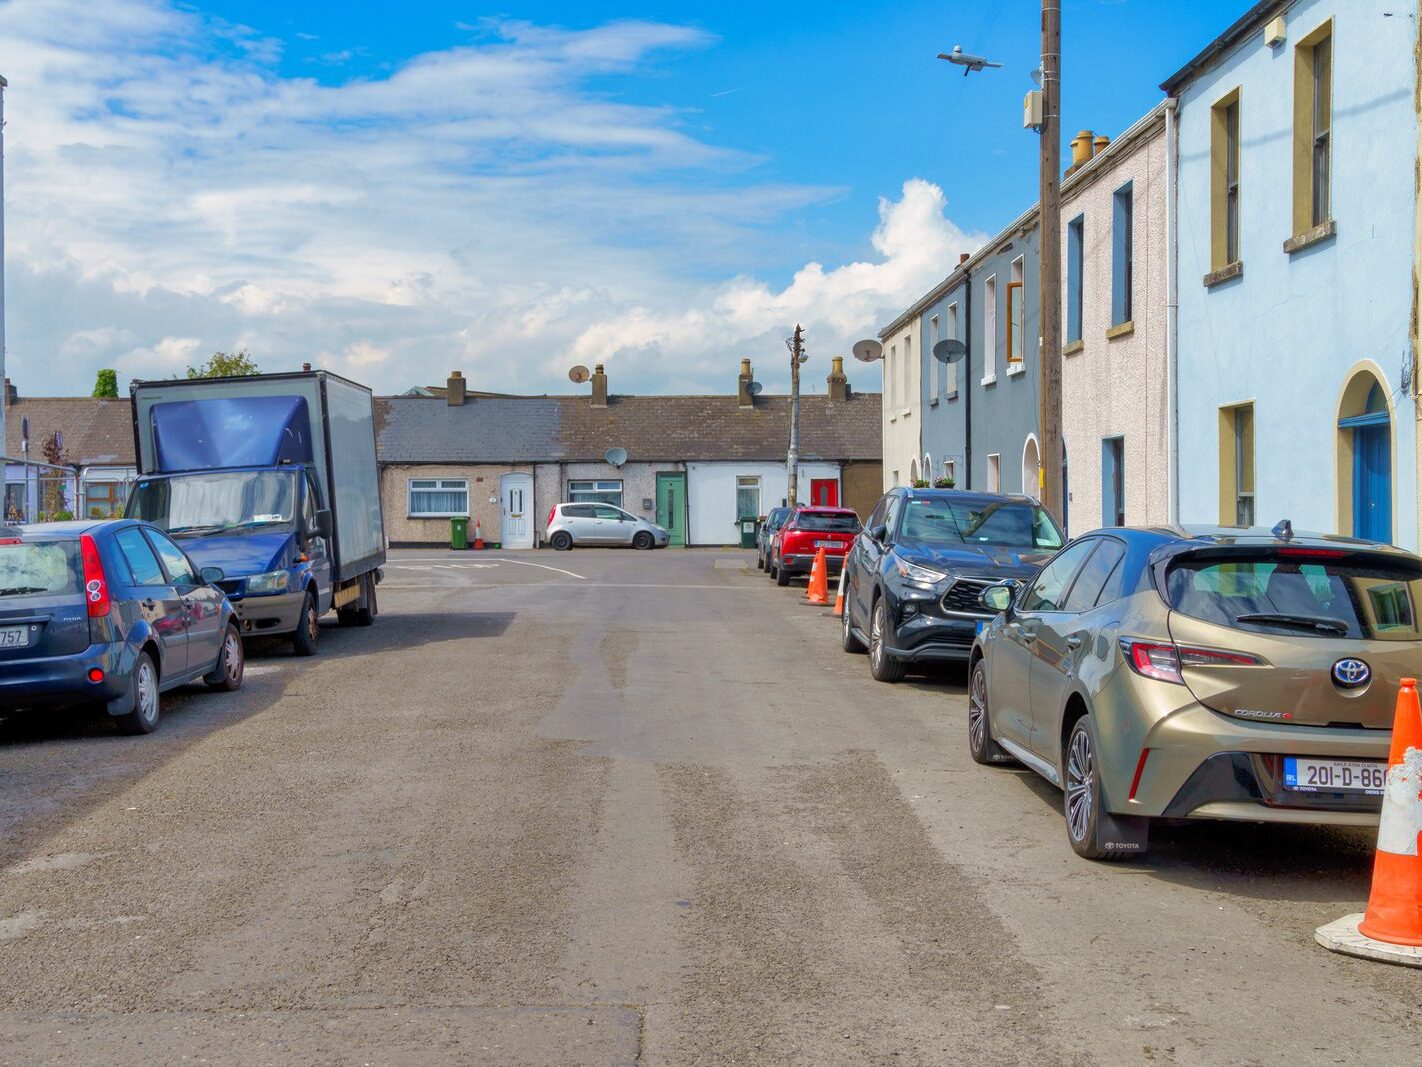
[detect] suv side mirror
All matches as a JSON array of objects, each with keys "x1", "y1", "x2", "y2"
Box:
[
  {"x1": 200, "y1": 566, "x2": 225, "y2": 585},
  {"x1": 980, "y1": 582, "x2": 1016, "y2": 613},
  {"x1": 868, "y1": 523, "x2": 887, "y2": 543},
  {"x1": 313, "y1": 509, "x2": 333, "y2": 539}
]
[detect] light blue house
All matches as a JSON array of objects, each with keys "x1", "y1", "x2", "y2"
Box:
[{"x1": 1163, "y1": 0, "x2": 1419, "y2": 549}]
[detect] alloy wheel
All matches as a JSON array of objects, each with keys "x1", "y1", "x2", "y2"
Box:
[
  {"x1": 224, "y1": 631, "x2": 244, "y2": 686},
  {"x1": 869, "y1": 604, "x2": 882, "y2": 668},
  {"x1": 1065, "y1": 728, "x2": 1094, "y2": 843},
  {"x1": 969, "y1": 668, "x2": 987, "y2": 754},
  {"x1": 135, "y1": 660, "x2": 158, "y2": 725}
]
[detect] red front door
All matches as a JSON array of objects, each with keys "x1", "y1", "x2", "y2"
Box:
[{"x1": 809, "y1": 479, "x2": 839, "y2": 507}]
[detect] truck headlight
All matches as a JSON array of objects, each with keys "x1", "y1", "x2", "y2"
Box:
[{"x1": 245, "y1": 570, "x2": 290, "y2": 595}]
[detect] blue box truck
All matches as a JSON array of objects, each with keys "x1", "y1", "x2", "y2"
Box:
[{"x1": 124, "y1": 371, "x2": 385, "y2": 655}]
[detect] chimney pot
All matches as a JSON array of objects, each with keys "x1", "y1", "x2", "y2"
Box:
[
  {"x1": 591, "y1": 364, "x2": 608, "y2": 407},
  {"x1": 447, "y1": 370, "x2": 467, "y2": 406},
  {"x1": 1093, "y1": 134, "x2": 1110, "y2": 155},
  {"x1": 827, "y1": 356, "x2": 849, "y2": 402}
]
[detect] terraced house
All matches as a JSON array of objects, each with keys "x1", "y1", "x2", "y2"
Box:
[{"x1": 1165, "y1": 0, "x2": 1420, "y2": 550}]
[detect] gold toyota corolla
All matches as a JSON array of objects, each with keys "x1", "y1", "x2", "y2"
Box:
[{"x1": 968, "y1": 523, "x2": 1422, "y2": 860}]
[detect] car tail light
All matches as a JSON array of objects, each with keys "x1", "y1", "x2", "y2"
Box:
[
  {"x1": 547, "y1": 507, "x2": 556, "y2": 529},
  {"x1": 0, "y1": 538, "x2": 21, "y2": 546},
  {"x1": 1176, "y1": 646, "x2": 1265, "y2": 668},
  {"x1": 80, "y1": 534, "x2": 111, "y2": 619},
  {"x1": 1119, "y1": 639, "x2": 1183, "y2": 684},
  {"x1": 1277, "y1": 547, "x2": 1347, "y2": 559}
]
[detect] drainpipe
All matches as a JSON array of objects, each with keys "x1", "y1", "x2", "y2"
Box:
[
  {"x1": 964, "y1": 273, "x2": 974, "y2": 490},
  {"x1": 1165, "y1": 97, "x2": 1180, "y2": 525}
]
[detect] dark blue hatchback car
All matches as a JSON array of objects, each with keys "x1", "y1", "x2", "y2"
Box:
[{"x1": 0, "y1": 520, "x2": 244, "y2": 734}]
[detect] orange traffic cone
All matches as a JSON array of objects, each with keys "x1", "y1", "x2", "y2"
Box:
[
  {"x1": 805, "y1": 548, "x2": 829, "y2": 606},
  {"x1": 1316, "y1": 678, "x2": 1422, "y2": 966},
  {"x1": 1359, "y1": 677, "x2": 1422, "y2": 945},
  {"x1": 473, "y1": 520, "x2": 485, "y2": 551},
  {"x1": 832, "y1": 564, "x2": 846, "y2": 617}
]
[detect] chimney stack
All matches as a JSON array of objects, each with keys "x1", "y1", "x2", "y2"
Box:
[
  {"x1": 446, "y1": 370, "x2": 466, "y2": 406},
  {"x1": 827, "y1": 356, "x2": 849, "y2": 402},
  {"x1": 2, "y1": 378, "x2": 14, "y2": 405},
  {"x1": 590, "y1": 364, "x2": 608, "y2": 407},
  {"x1": 302, "y1": 362, "x2": 312, "y2": 372},
  {"x1": 1065, "y1": 129, "x2": 1095, "y2": 178},
  {"x1": 737, "y1": 358, "x2": 755, "y2": 408},
  {"x1": 958, "y1": 252, "x2": 970, "y2": 266}
]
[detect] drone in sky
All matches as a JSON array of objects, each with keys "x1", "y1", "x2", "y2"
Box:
[{"x1": 936, "y1": 45, "x2": 1003, "y2": 75}]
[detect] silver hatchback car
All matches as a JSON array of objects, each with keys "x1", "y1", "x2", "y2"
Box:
[{"x1": 546, "y1": 502, "x2": 670, "y2": 550}]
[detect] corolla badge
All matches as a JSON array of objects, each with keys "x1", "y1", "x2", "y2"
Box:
[{"x1": 1332, "y1": 658, "x2": 1371, "y2": 689}]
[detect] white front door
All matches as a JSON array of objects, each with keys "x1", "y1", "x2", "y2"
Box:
[{"x1": 500, "y1": 473, "x2": 534, "y2": 549}]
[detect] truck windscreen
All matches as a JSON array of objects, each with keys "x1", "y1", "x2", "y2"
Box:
[{"x1": 127, "y1": 471, "x2": 297, "y2": 535}]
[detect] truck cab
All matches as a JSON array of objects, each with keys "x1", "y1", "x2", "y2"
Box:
[{"x1": 125, "y1": 464, "x2": 333, "y2": 645}]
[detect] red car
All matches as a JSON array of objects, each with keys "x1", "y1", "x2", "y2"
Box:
[{"x1": 767, "y1": 506, "x2": 861, "y2": 586}]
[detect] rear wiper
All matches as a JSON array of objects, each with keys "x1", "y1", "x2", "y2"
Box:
[
  {"x1": 1236, "y1": 612, "x2": 1349, "y2": 635},
  {"x1": 0, "y1": 586, "x2": 48, "y2": 595}
]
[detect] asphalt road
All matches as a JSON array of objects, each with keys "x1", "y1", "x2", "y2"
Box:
[{"x1": 1, "y1": 548, "x2": 1419, "y2": 1065}]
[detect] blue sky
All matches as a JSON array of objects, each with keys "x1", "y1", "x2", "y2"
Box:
[{"x1": 0, "y1": 0, "x2": 1245, "y2": 396}]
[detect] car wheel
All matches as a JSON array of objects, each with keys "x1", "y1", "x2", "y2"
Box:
[
  {"x1": 291, "y1": 590, "x2": 320, "y2": 657},
  {"x1": 1064, "y1": 716, "x2": 1146, "y2": 861},
  {"x1": 550, "y1": 531, "x2": 573, "y2": 551},
  {"x1": 633, "y1": 531, "x2": 654, "y2": 551},
  {"x1": 841, "y1": 595, "x2": 866, "y2": 653},
  {"x1": 869, "y1": 596, "x2": 906, "y2": 683},
  {"x1": 115, "y1": 651, "x2": 161, "y2": 736},
  {"x1": 756, "y1": 549, "x2": 765, "y2": 570},
  {"x1": 968, "y1": 658, "x2": 1011, "y2": 765},
  {"x1": 775, "y1": 557, "x2": 790, "y2": 586},
  {"x1": 204, "y1": 624, "x2": 245, "y2": 691}
]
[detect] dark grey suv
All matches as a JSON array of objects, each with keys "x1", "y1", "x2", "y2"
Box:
[{"x1": 839, "y1": 489, "x2": 1065, "y2": 682}]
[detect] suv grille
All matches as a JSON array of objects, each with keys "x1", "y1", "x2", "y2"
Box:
[{"x1": 941, "y1": 577, "x2": 997, "y2": 618}]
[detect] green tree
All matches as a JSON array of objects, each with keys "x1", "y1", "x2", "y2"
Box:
[
  {"x1": 40, "y1": 431, "x2": 73, "y2": 522},
  {"x1": 92, "y1": 369, "x2": 119, "y2": 397},
  {"x1": 186, "y1": 349, "x2": 259, "y2": 379}
]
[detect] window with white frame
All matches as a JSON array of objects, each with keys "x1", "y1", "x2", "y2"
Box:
[
  {"x1": 928, "y1": 315, "x2": 940, "y2": 400},
  {"x1": 568, "y1": 479, "x2": 624, "y2": 506},
  {"x1": 943, "y1": 458, "x2": 956, "y2": 486},
  {"x1": 735, "y1": 475, "x2": 762, "y2": 517},
  {"x1": 886, "y1": 344, "x2": 897, "y2": 414},
  {"x1": 983, "y1": 275, "x2": 998, "y2": 384},
  {"x1": 946, "y1": 302, "x2": 960, "y2": 396},
  {"x1": 987, "y1": 453, "x2": 1001, "y2": 492},
  {"x1": 1007, "y1": 257, "x2": 1025, "y2": 373},
  {"x1": 409, "y1": 477, "x2": 469, "y2": 517},
  {"x1": 902, "y1": 334, "x2": 913, "y2": 410}
]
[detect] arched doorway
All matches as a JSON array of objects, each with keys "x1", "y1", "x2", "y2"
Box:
[
  {"x1": 1337, "y1": 371, "x2": 1393, "y2": 542},
  {"x1": 1021, "y1": 435, "x2": 1041, "y2": 499}
]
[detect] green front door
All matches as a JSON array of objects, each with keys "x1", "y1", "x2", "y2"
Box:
[{"x1": 655, "y1": 472, "x2": 687, "y2": 546}]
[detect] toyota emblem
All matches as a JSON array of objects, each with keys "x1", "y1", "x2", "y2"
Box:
[{"x1": 1332, "y1": 658, "x2": 1371, "y2": 689}]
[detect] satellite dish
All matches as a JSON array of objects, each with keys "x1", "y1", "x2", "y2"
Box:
[
  {"x1": 748, "y1": 382, "x2": 763, "y2": 395},
  {"x1": 933, "y1": 339, "x2": 968, "y2": 364},
  {"x1": 605, "y1": 446, "x2": 628, "y2": 467},
  {"x1": 568, "y1": 365, "x2": 591, "y2": 384},
  {"x1": 852, "y1": 339, "x2": 884, "y2": 363}
]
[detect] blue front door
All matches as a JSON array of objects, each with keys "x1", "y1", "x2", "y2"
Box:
[{"x1": 1353, "y1": 423, "x2": 1391, "y2": 543}]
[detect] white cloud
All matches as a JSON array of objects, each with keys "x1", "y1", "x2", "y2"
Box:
[{"x1": 0, "y1": 0, "x2": 983, "y2": 399}]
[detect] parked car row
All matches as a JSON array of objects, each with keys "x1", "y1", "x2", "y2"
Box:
[{"x1": 823, "y1": 486, "x2": 1422, "y2": 862}]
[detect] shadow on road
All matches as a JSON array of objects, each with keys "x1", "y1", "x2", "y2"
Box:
[
  {"x1": 242, "y1": 609, "x2": 517, "y2": 662},
  {"x1": 1004, "y1": 764, "x2": 1373, "y2": 901}
]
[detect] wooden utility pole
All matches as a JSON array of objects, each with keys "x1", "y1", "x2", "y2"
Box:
[
  {"x1": 787, "y1": 324, "x2": 803, "y2": 507},
  {"x1": 1037, "y1": 0, "x2": 1064, "y2": 519}
]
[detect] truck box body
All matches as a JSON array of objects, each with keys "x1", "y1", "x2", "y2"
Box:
[{"x1": 130, "y1": 372, "x2": 385, "y2": 582}]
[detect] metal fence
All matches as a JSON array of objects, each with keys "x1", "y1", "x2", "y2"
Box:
[{"x1": 2, "y1": 456, "x2": 83, "y2": 525}]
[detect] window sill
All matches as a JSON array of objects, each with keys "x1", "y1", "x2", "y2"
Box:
[
  {"x1": 945, "y1": 389, "x2": 959, "y2": 401},
  {"x1": 901, "y1": 409, "x2": 912, "y2": 419},
  {"x1": 981, "y1": 375, "x2": 997, "y2": 387},
  {"x1": 1006, "y1": 363, "x2": 1025, "y2": 377},
  {"x1": 1106, "y1": 320, "x2": 1135, "y2": 340},
  {"x1": 928, "y1": 398, "x2": 939, "y2": 408},
  {"x1": 1203, "y1": 261, "x2": 1243, "y2": 287},
  {"x1": 1063, "y1": 339, "x2": 1085, "y2": 356},
  {"x1": 408, "y1": 514, "x2": 469, "y2": 520},
  {"x1": 1283, "y1": 219, "x2": 1336, "y2": 255},
  {"x1": 889, "y1": 415, "x2": 898, "y2": 423}
]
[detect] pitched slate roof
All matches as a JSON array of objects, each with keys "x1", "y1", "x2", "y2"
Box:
[
  {"x1": 375, "y1": 391, "x2": 881, "y2": 464},
  {"x1": 2, "y1": 398, "x2": 135, "y2": 466}
]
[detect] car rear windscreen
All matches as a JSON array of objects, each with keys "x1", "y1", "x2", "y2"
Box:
[
  {"x1": 1165, "y1": 550, "x2": 1422, "y2": 641},
  {"x1": 795, "y1": 513, "x2": 859, "y2": 532},
  {"x1": 0, "y1": 541, "x2": 82, "y2": 599}
]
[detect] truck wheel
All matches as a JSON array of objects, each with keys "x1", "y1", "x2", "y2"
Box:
[
  {"x1": 352, "y1": 577, "x2": 376, "y2": 626},
  {"x1": 291, "y1": 591, "x2": 320, "y2": 657},
  {"x1": 115, "y1": 652, "x2": 161, "y2": 736},
  {"x1": 204, "y1": 624, "x2": 245, "y2": 691},
  {"x1": 550, "y1": 531, "x2": 573, "y2": 551}
]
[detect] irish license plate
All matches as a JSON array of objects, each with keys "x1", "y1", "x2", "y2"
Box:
[
  {"x1": 0, "y1": 626, "x2": 30, "y2": 648},
  {"x1": 1283, "y1": 757, "x2": 1386, "y2": 795},
  {"x1": 815, "y1": 540, "x2": 840, "y2": 548}
]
